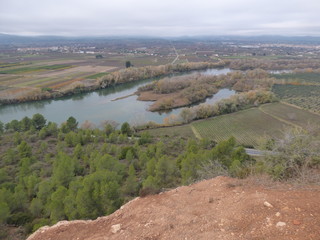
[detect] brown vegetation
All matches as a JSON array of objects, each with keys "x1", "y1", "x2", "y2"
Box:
[
  {"x1": 178, "y1": 90, "x2": 276, "y2": 123},
  {"x1": 98, "y1": 61, "x2": 228, "y2": 87},
  {"x1": 137, "y1": 69, "x2": 274, "y2": 112}
]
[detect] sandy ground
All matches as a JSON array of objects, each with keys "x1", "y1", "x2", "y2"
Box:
[{"x1": 27, "y1": 176, "x2": 320, "y2": 240}]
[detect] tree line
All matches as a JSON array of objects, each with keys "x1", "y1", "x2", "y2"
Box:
[
  {"x1": 178, "y1": 90, "x2": 276, "y2": 123},
  {"x1": 98, "y1": 61, "x2": 228, "y2": 88}
]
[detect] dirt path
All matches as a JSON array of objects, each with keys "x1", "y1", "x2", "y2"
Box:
[
  {"x1": 259, "y1": 104, "x2": 302, "y2": 129},
  {"x1": 191, "y1": 125, "x2": 202, "y2": 139},
  {"x1": 27, "y1": 176, "x2": 320, "y2": 240},
  {"x1": 171, "y1": 45, "x2": 179, "y2": 64}
]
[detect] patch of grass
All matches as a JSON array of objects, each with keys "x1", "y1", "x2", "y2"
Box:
[
  {"x1": 0, "y1": 62, "x2": 31, "y2": 68},
  {"x1": 145, "y1": 125, "x2": 195, "y2": 139},
  {"x1": 41, "y1": 64, "x2": 74, "y2": 70},
  {"x1": 0, "y1": 64, "x2": 74, "y2": 74},
  {"x1": 86, "y1": 72, "x2": 109, "y2": 79}
]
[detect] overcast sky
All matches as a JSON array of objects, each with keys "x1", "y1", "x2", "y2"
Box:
[{"x1": 1, "y1": 0, "x2": 320, "y2": 37}]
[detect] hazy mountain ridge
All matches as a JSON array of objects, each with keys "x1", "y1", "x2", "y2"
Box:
[{"x1": 2, "y1": 33, "x2": 320, "y2": 45}]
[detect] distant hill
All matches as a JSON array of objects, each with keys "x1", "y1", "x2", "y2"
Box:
[
  {"x1": 1, "y1": 33, "x2": 320, "y2": 46},
  {"x1": 0, "y1": 33, "x2": 113, "y2": 46},
  {"x1": 0, "y1": 33, "x2": 71, "y2": 45}
]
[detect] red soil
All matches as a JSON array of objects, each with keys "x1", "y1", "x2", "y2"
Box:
[{"x1": 27, "y1": 176, "x2": 320, "y2": 240}]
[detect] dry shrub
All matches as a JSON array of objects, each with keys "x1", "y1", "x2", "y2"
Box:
[
  {"x1": 139, "y1": 187, "x2": 160, "y2": 198},
  {"x1": 196, "y1": 160, "x2": 229, "y2": 181}
]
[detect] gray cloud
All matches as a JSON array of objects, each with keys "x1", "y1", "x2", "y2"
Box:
[{"x1": 1, "y1": 0, "x2": 320, "y2": 36}]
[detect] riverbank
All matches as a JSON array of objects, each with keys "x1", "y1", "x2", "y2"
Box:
[{"x1": 0, "y1": 61, "x2": 227, "y2": 106}]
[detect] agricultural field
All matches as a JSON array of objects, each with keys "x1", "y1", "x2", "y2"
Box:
[
  {"x1": 0, "y1": 60, "x2": 116, "y2": 100},
  {"x1": 0, "y1": 62, "x2": 31, "y2": 68},
  {"x1": 146, "y1": 103, "x2": 320, "y2": 147},
  {"x1": 0, "y1": 63, "x2": 74, "y2": 74},
  {"x1": 272, "y1": 84, "x2": 320, "y2": 113},
  {"x1": 260, "y1": 102, "x2": 320, "y2": 128},
  {"x1": 191, "y1": 107, "x2": 287, "y2": 147},
  {"x1": 0, "y1": 50, "x2": 175, "y2": 101},
  {"x1": 123, "y1": 55, "x2": 174, "y2": 66},
  {"x1": 85, "y1": 72, "x2": 110, "y2": 79},
  {"x1": 272, "y1": 72, "x2": 320, "y2": 85}
]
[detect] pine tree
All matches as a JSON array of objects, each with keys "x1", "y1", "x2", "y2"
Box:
[
  {"x1": 64, "y1": 179, "x2": 83, "y2": 220},
  {"x1": 66, "y1": 116, "x2": 78, "y2": 131},
  {"x1": 29, "y1": 198, "x2": 43, "y2": 218},
  {"x1": 181, "y1": 153, "x2": 199, "y2": 184},
  {"x1": 52, "y1": 152, "x2": 75, "y2": 187},
  {"x1": 123, "y1": 164, "x2": 139, "y2": 196},
  {"x1": 49, "y1": 186, "x2": 67, "y2": 222},
  {"x1": 0, "y1": 121, "x2": 4, "y2": 135},
  {"x1": 18, "y1": 141, "x2": 32, "y2": 159},
  {"x1": 0, "y1": 201, "x2": 10, "y2": 224},
  {"x1": 32, "y1": 113, "x2": 46, "y2": 130},
  {"x1": 154, "y1": 156, "x2": 175, "y2": 187},
  {"x1": 120, "y1": 122, "x2": 132, "y2": 136}
]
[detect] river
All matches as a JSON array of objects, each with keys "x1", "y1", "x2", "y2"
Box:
[{"x1": 0, "y1": 68, "x2": 235, "y2": 126}]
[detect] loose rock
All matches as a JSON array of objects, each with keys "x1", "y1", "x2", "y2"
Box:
[
  {"x1": 276, "y1": 222, "x2": 286, "y2": 227},
  {"x1": 293, "y1": 220, "x2": 301, "y2": 225},
  {"x1": 111, "y1": 224, "x2": 121, "y2": 234},
  {"x1": 264, "y1": 201, "x2": 273, "y2": 208}
]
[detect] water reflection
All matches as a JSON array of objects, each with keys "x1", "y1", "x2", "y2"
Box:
[{"x1": 71, "y1": 94, "x2": 86, "y2": 101}]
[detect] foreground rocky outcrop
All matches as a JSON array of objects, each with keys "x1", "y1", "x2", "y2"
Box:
[{"x1": 27, "y1": 176, "x2": 320, "y2": 240}]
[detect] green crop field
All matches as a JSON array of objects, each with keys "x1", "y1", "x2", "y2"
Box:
[
  {"x1": 272, "y1": 84, "x2": 320, "y2": 112},
  {"x1": 86, "y1": 72, "x2": 109, "y2": 79},
  {"x1": 0, "y1": 64, "x2": 74, "y2": 74},
  {"x1": 146, "y1": 103, "x2": 320, "y2": 147},
  {"x1": 191, "y1": 107, "x2": 287, "y2": 147},
  {"x1": 260, "y1": 102, "x2": 320, "y2": 128},
  {"x1": 272, "y1": 72, "x2": 320, "y2": 85},
  {"x1": 0, "y1": 62, "x2": 31, "y2": 68}
]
